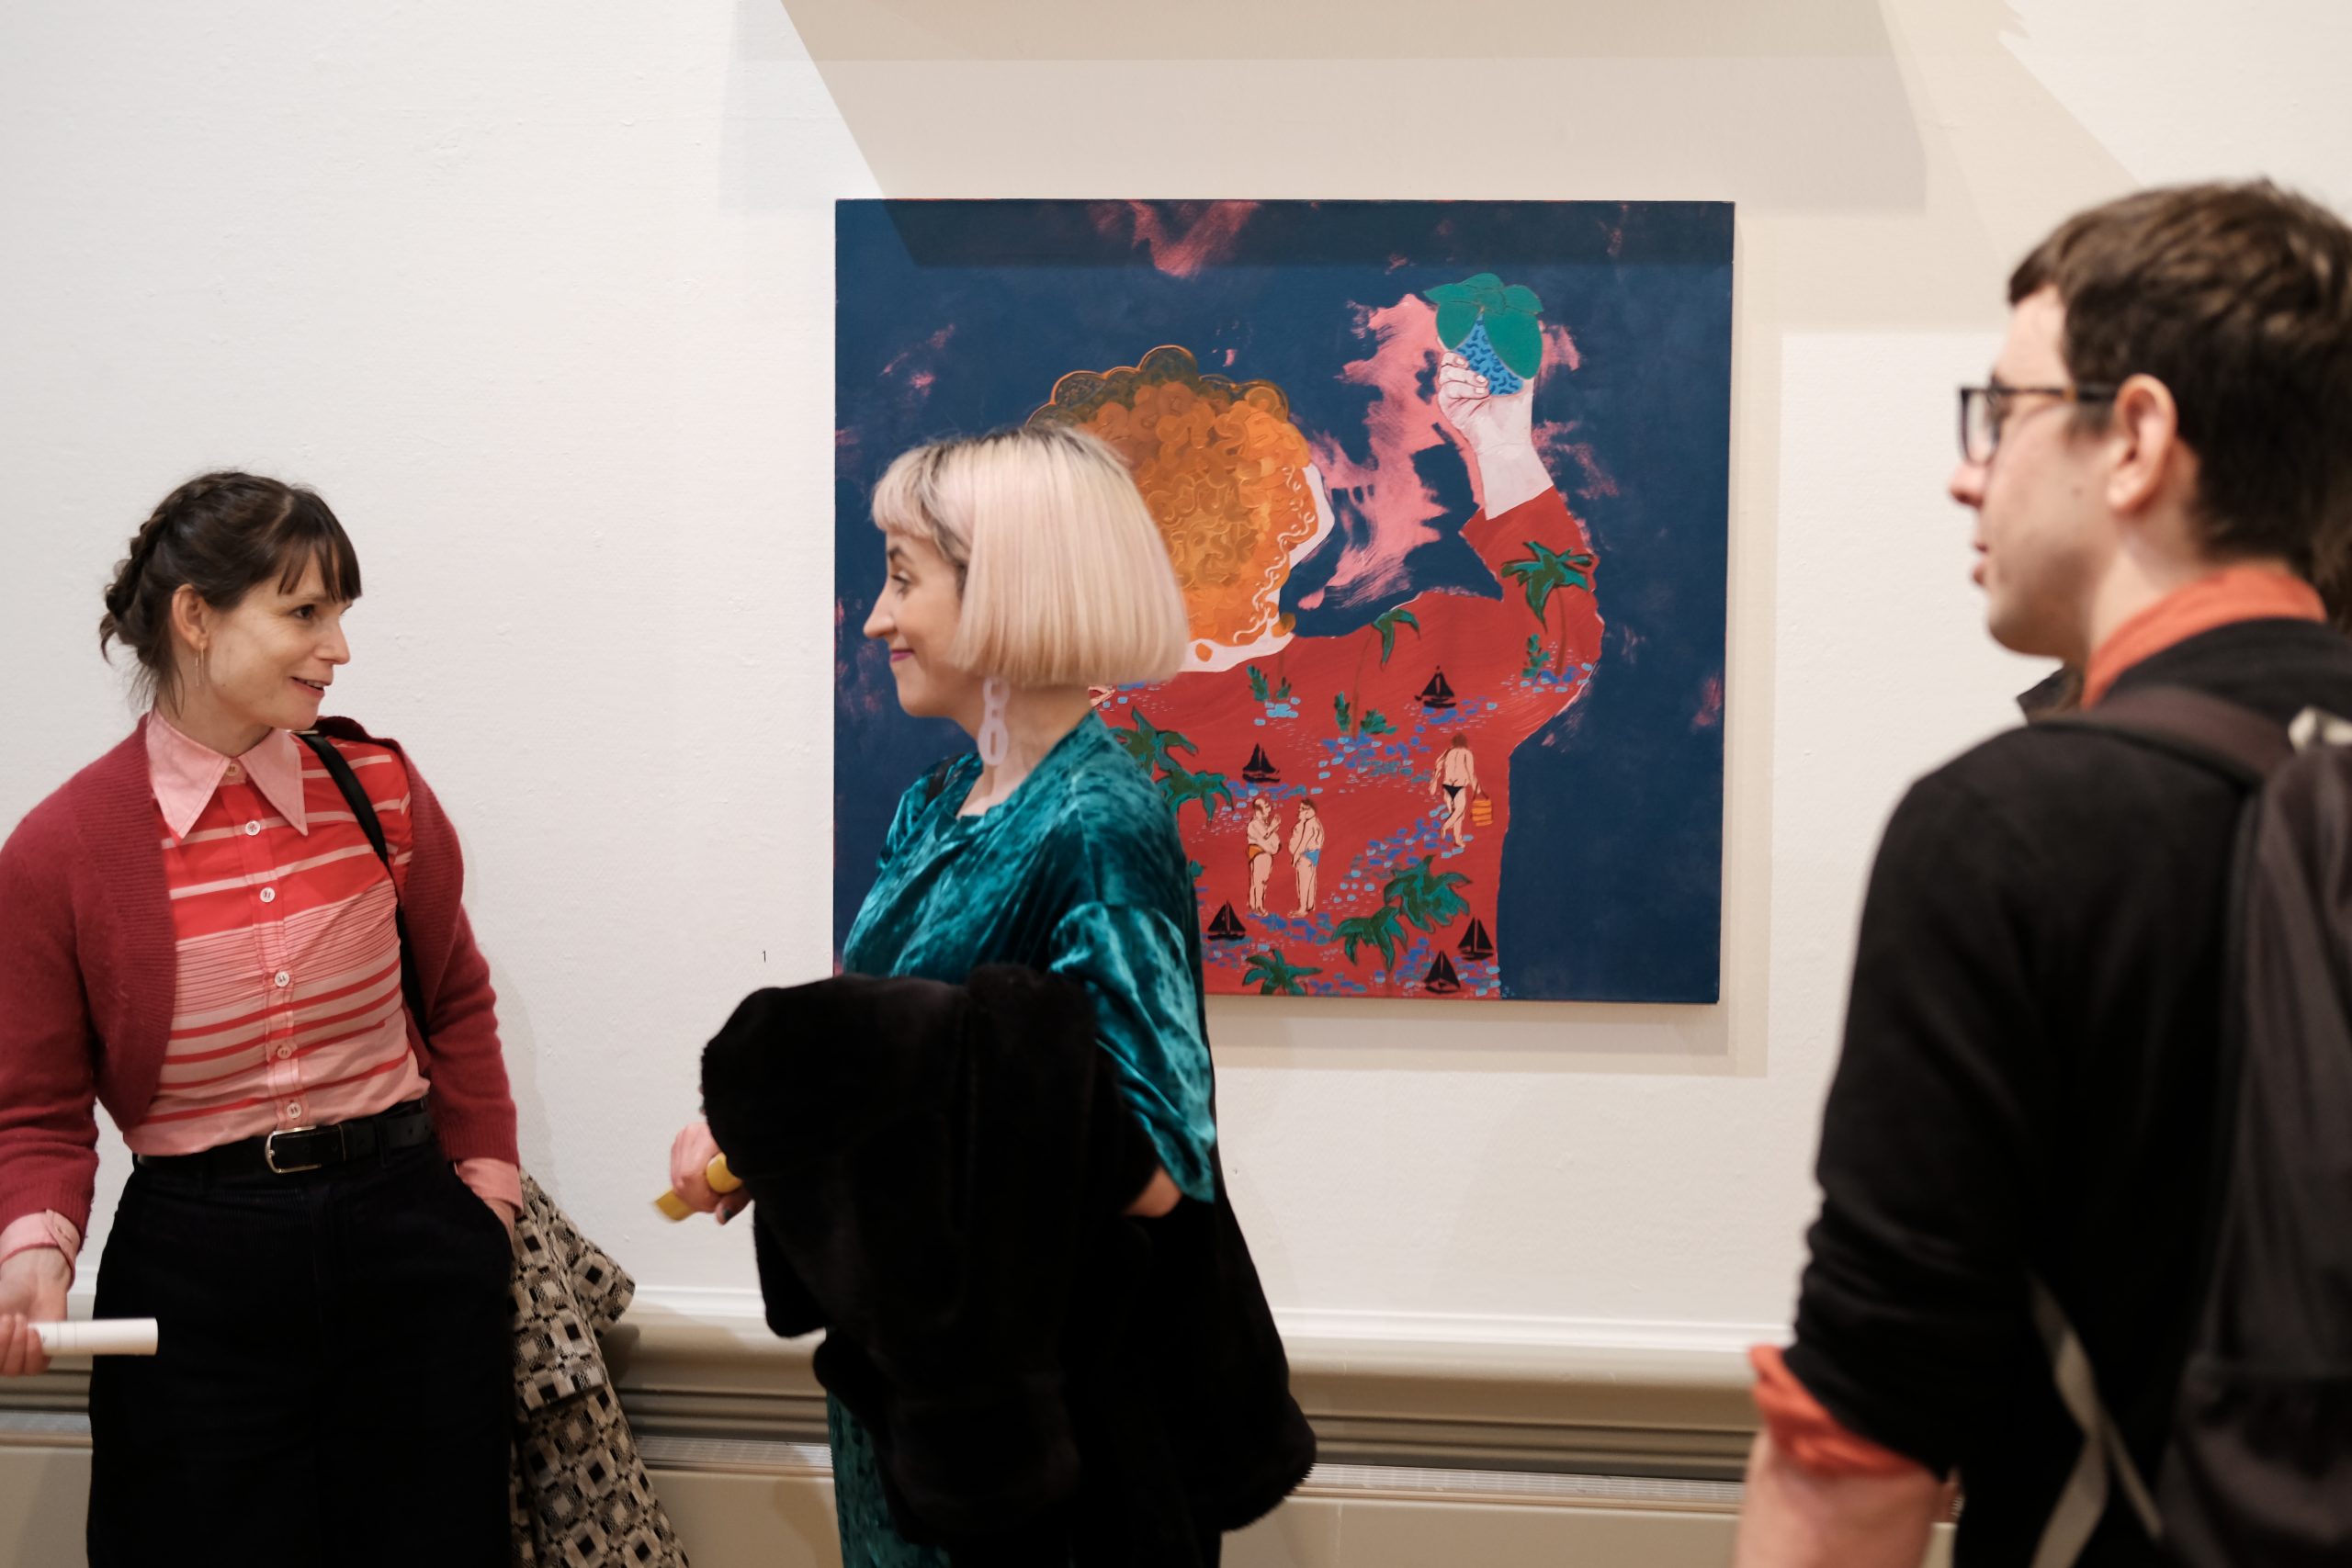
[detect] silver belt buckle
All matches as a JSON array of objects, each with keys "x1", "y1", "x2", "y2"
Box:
[{"x1": 263, "y1": 1125, "x2": 328, "y2": 1175}]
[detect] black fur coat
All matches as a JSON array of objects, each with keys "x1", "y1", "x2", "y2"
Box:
[{"x1": 699, "y1": 966, "x2": 1315, "y2": 1566}]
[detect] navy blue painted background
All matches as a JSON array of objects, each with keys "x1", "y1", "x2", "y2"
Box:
[{"x1": 834, "y1": 200, "x2": 1732, "y2": 1003}]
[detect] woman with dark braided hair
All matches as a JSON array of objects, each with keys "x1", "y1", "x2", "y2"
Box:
[{"x1": 0, "y1": 472, "x2": 519, "y2": 1565}]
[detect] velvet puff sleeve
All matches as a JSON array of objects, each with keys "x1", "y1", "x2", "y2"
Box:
[{"x1": 1045, "y1": 899, "x2": 1217, "y2": 1202}]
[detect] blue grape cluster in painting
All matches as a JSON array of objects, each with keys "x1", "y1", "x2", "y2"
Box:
[{"x1": 1454, "y1": 319, "x2": 1523, "y2": 395}]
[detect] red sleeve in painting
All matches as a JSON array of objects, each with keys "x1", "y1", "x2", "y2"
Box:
[{"x1": 1461, "y1": 490, "x2": 1605, "y2": 670}]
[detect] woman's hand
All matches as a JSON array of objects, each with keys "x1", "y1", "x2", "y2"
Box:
[
  {"x1": 0, "y1": 1249, "x2": 70, "y2": 1377},
  {"x1": 1125, "y1": 1167, "x2": 1182, "y2": 1218},
  {"x1": 670, "y1": 1120, "x2": 749, "y2": 1224}
]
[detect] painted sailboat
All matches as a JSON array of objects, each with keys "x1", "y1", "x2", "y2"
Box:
[
  {"x1": 1419, "y1": 668, "x2": 1457, "y2": 709},
  {"x1": 1458, "y1": 919, "x2": 1495, "y2": 963},
  {"x1": 1423, "y1": 951, "x2": 1464, "y2": 995}
]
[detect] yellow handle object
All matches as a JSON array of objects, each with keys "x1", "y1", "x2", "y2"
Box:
[{"x1": 653, "y1": 1154, "x2": 741, "y2": 1221}]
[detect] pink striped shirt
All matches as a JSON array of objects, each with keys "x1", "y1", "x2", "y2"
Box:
[{"x1": 0, "y1": 718, "x2": 518, "y2": 1273}]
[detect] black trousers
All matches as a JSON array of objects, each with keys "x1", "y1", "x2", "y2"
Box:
[{"x1": 86, "y1": 1133, "x2": 514, "y2": 1568}]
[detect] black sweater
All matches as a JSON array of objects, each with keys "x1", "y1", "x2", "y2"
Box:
[
  {"x1": 1787, "y1": 619, "x2": 2352, "y2": 1564},
  {"x1": 700, "y1": 965, "x2": 1315, "y2": 1566}
]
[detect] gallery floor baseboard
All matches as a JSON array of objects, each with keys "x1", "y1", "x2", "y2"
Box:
[
  {"x1": 604, "y1": 1294, "x2": 1773, "y2": 1479},
  {"x1": 0, "y1": 1303, "x2": 1946, "y2": 1568}
]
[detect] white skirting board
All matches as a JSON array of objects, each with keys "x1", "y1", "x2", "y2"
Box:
[
  {"x1": 0, "y1": 1440, "x2": 1956, "y2": 1568},
  {"x1": 0, "y1": 1299, "x2": 1955, "y2": 1567}
]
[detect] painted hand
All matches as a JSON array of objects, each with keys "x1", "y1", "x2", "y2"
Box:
[
  {"x1": 1436, "y1": 350, "x2": 1536, "y2": 458},
  {"x1": 1436, "y1": 351, "x2": 1553, "y2": 517}
]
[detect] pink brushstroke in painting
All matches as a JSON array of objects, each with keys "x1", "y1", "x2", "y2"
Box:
[
  {"x1": 1692, "y1": 674, "x2": 1725, "y2": 730},
  {"x1": 1542, "y1": 319, "x2": 1583, "y2": 374},
  {"x1": 879, "y1": 325, "x2": 957, "y2": 409},
  {"x1": 1092, "y1": 201, "x2": 1260, "y2": 279},
  {"x1": 1306, "y1": 296, "x2": 1457, "y2": 605},
  {"x1": 1533, "y1": 423, "x2": 1620, "y2": 501}
]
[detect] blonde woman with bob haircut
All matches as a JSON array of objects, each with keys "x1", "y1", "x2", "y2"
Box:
[{"x1": 669, "y1": 425, "x2": 1282, "y2": 1563}]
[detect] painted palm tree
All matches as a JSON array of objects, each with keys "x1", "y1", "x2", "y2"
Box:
[
  {"x1": 1160, "y1": 766, "x2": 1235, "y2": 826},
  {"x1": 1344, "y1": 605, "x2": 1420, "y2": 738},
  {"x1": 1382, "y1": 854, "x2": 1472, "y2": 934},
  {"x1": 1500, "y1": 541, "x2": 1597, "y2": 674},
  {"x1": 1111, "y1": 707, "x2": 1198, "y2": 774},
  {"x1": 1242, "y1": 950, "x2": 1321, "y2": 996},
  {"x1": 1335, "y1": 902, "x2": 1407, "y2": 990}
]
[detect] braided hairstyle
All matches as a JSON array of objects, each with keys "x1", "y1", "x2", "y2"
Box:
[{"x1": 99, "y1": 472, "x2": 362, "y2": 708}]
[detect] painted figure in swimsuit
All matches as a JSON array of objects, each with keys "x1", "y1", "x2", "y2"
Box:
[
  {"x1": 1245, "y1": 795, "x2": 1281, "y2": 915},
  {"x1": 1287, "y1": 800, "x2": 1325, "y2": 916},
  {"x1": 1431, "y1": 734, "x2": 1478, "y2": 849}
]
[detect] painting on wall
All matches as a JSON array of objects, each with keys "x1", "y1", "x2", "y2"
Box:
[{"x1": 834, "y1": 200, "x2": 1732, "y2": 1003}]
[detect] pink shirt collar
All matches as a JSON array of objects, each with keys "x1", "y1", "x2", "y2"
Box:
[{"x1": 145, "y1": 716, "x2": 311, "y2": 841}]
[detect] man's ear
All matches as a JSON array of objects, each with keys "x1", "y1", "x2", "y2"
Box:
[{"x1": 2105, "y1": 372, "x2": 2186, "y2": 518}]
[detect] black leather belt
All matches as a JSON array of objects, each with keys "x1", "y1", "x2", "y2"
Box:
[{"x1": 136, "y1": 1099, "x2": 437, "y2": 1180}]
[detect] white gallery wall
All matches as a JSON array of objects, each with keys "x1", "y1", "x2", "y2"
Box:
[{"x1": 3, "y1": 0, "x2": 2348, "y2": 1349}]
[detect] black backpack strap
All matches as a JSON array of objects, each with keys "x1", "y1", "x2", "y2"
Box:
[
  {"x1": 2027, "y1": 685, "x2": 2299, "y2": 1564},
  {"x1": 2028, "y1": 1275, "x2": 2165, "y2": 1566},
  {"x1": 298, "y1": 731, "x2": 433, "y2": 1050},
  {"x1": 2058, "y1": 685, "x2": 2293, "y2": 784}
]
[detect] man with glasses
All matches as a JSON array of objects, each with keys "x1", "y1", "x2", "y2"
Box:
[{"x1": 1735, "y1": 181, "x2": 2352, "y2": 1566}]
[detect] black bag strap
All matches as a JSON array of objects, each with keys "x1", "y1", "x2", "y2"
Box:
[
  {"x1": 2058, "y1": 685, "x2": 2294, "y2": 784},
  {"x1": 922, "y1": 755, "x2": 959, "y2": 806},
  {"x1": 2026, "y1": 684, "x2": 2297, "y2": 1564},
  {"x1": 297, "y1": 730, "x2": 433, "y2": 1050}
]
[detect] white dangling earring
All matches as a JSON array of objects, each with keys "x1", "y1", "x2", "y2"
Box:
[{"x1": 978, "y1": 677, "x2": 1011, "y2": 768}]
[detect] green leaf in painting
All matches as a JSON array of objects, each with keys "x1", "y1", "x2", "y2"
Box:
[
  {"x1": 1336, "y1": 904, "x2": 1404, "y2": 971},
  {"x1": 1243, "y1": 950, "x2": 1321, "y2": 996},
  {"x1": 1500, "y1": 283, "x2": 1544, "y2": 315},
  {"x1": 1424, "y1": 282, "x2": 1477, "y2": 305},
  {"x1": 1383, "y1": 853, "x2": 1472, "y2": 933},
  {"x1": 1462, "y1": 272, "x2": 1502, "y2": 291},
  {"x1": 1433, "y1": 300, "x2": 1478, "y2": 350},
  {"x1": 1163, "y1": 769, "x2": 1233, "y2": 826},
  {"x1": 1372, "y1": 605, "x2": 1421, "y2": 666},
  {"x1": 1485, "y1": 310, "x2": 1544, "y2": 379}
]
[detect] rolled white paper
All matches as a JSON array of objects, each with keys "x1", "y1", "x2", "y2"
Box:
[{"x1": 32, "y1": 1319, "x2": 158, "y2": 1358}]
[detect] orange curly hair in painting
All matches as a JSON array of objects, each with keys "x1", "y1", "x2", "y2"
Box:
[{"x1": 1028, "y1": 344, "x2": 1321, "y2": 656}]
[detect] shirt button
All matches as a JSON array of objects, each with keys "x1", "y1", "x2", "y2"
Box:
[
  {"x1": 277, "y1": 1045, "x2": 292, "y2": 1059},
  {"x1": 286, "y1": 1104, "x2": 302, "y2": 1120},
  {"x1": 223, "y1": 764, "x2": 243, "y2": 784},
  {"x1": 243, "y1": 820, "x2": 262, "y2": 837},
  {"x1": 258, "y1": 886, "x2": 277, "y2": 905},
  {"x1": 274, "y1": 971, "x2": 291, "y2": 988}
]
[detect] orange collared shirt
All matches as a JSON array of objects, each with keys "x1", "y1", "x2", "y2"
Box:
[{"x1": 2083, "y1": 566, "x2": 2324, "y2": 707}]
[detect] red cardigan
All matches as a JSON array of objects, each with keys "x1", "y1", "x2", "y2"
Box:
[{"x1": 0, "y1": 716, "x2": 519, "y2": 1237}]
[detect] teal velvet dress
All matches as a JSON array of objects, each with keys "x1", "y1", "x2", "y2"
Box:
[{"x1": 829, "y1": 715, "x2": 1220, "y2": 1566}]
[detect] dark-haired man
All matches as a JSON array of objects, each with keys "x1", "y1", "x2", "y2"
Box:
[{"x1": 1736, "y1": 182, "x2": 2352, "y2": 1565}]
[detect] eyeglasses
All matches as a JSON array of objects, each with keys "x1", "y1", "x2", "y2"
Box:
[{"x1": 1957, "y1": 382, "x2": 2118, "y2": 464}]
